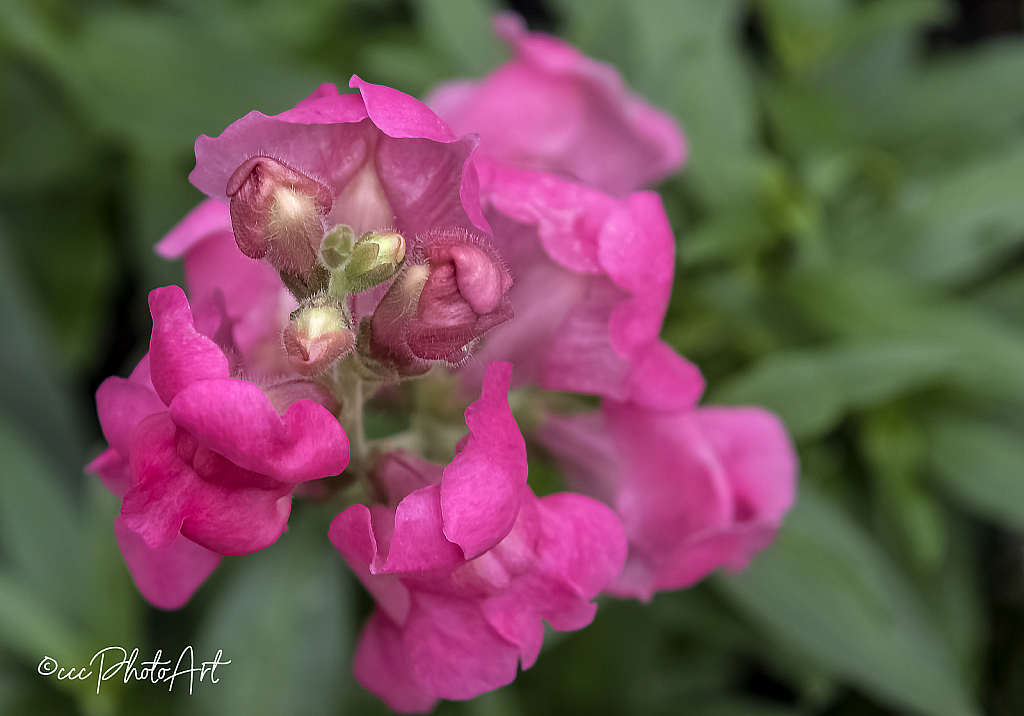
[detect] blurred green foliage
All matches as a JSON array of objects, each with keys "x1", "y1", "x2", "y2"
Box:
[{"x1": 2, "y1": 0, "x2": 1024, "y2": 714}]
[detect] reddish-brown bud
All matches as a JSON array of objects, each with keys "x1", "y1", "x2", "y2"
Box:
[
  {"x1": 364, "y1": 229, "x2": 513, "y2": 373},
  {"x1": 282, "y1": 305, "x2": 355, "y2": 376},
  {"x1": 226, "y1": 156, "x2": 334, "y2": 277}
]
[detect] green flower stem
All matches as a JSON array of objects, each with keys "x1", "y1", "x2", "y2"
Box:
[{"x1": 326, "y1": 358, "x2": 387, "y2": 503}]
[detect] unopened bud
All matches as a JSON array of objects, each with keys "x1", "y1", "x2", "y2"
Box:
[
  {"x1": 363, "y1": 229, "x2": 513, "y2": 372},
  {"x1": 341, "y1": 231, "x2": 406, "y2": 293},
  {"x1": 282, "y1": 304, "x2": 355, "y2": 376},
  {"x1": 226, "y1": 156, "x2": 333, "y2": 277},
  {"x1": 319, "y1": 225, "x2": 358, "y2": 270}
]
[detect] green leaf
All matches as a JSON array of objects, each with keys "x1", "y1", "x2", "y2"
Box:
[
  {"x1": 411, "y1": 0, "x2": 505, "y2": 76},
  {"x1": 710, "y1": 341, "x2": 958, "y2": 440},
  {"x1": 891, "y1": 140, "x2": 1024, "y2": 284},
  {"x1": 193, "y1": 507, "x2": 350, "y2": 716},
  {"x1": 43, "y1": 8, "x2": 323, "y2": 152},
  {"x1": 0, "y1": 413, "x2": 85, "y2": 621},
  {"x1": 786, "y1": 266, "x2": 1024, "y2": 401},
  {"x1": 926, "y1": 413, "x2": 1024, "y2": 531},
  {"x1": 841, "y1": 39, "x2": 1024, "y2": 158},
  {"x1": 0, "y1": 228, "x2": 87, "y2": 476},
  {"x1": 719, "y1": 488, "x2": 981, "y2": 716}
]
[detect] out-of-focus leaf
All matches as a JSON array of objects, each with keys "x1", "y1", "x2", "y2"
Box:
[
  {"x1": 973, "y1": 266, "x2": 1024, "y2": 327},
  {"x1": 651, "y1": 586, "x2": 839, "y2": 707},
  {"x1": 23, "y1": 8, "x2": 322, "y2": 152},
  {"x1": 0, "y1": 228, "x2": 86, "y2": 475},
  {"x1": 411, "y1": 0, "x2": 505, "y2": 76},
  {"x1": 719, "y1": 488, "x2": 981, "y2": 716},
  {"x1": 0, "y1": 413, "x2": 84, "y2": 620},
  {"x1": 840, "y1": 39, "x2": 1024, "y2": 158},
  {"x1": 926, "y1": 414, "x2": 1024, "y2": 531},
  {"x1": 679, "y1": 208, "x2": 776, "y2": 265},
  {"x1": 682, "y1": 698, "x2": 803, "y2": 716},
  {"x1": 859, "y1": 407, "x2": 946, "y2": 572},
  {"x1": 0, "y1": 66, "x2": 96, "y2": 193},
  {"x1": 359, "y1": 39, "x2": 447, "y2": 98},
  {"x1": 756, "y1": 0, "x2": 945, "y2": 73},
  {"x1": 893, "y1": 140, "x2": 1024, "y2": 284},
  {"x1": 127, "y1": 151, "x2": 197, "y2": 292},
  {"x1": 193, "y1": 507, "x2": 350, "y2": 716},
  {"x1": 710, "y1": 342, "x2": 958, "y2": 440},
  {"x1": 786, "y1": 266, "x2": 1024, "y2": 400},
  {"x1": 0, "y1": 572, "x2": 90, "y2": 690},
  {"x1": 0, "y1": 196, "x2": 117, "y2": 371},
  {"x1": 83, "y1": 479, "x2": 140, "y2": 653}
]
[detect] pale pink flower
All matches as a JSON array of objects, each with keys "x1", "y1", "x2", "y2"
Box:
[
  {"x1": 428, "y1": 12, "x2": 685, "y2": 196},
  {"x1": 542, "y1": 402, "x2": 797, "y2": 601}
]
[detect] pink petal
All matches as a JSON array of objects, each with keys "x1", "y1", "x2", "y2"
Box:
[
  {"x1": 180, "y1": 228, "x2": 294, "y2": 372},
  {"x1": 353, "y1": 610, "x2": 439, "y2": 714},
  {"x1": 148, "y1": 286, "x2": 230, "y2": 406},
  {"x1": 122, "y1": 413, "x2": 293, "y2": 555},
  {"x1": 350, "y1": 75, "x2": 457, "y2": 142},
  {"x1": 624, "y1": 340, "x2": 705, "y2": 411},
  {"x1": 695, "y1": 406, "x2": 798, "y2": 523},
  {"x1": 535, "y1": 492, "x2": 627, "y2": 602},
  {"x1": 169, "y1": 379, "x2": 349, "y2": 483},
  {"x1": 86, "y1": 447, "x2": 132, "y2": 498},
  {"x1": 94, "y1": 375, "x2": 166, "y2": 461},
  {"x1": 276, "y1": 83, "x2": 368, "y2": 124},
  {"x1": 385, "y1": 484, "x2": 465, "y2": 573},
  {"x1": 329, "y1": 505, "x2": 412, "y2": 624},
  {"x1": 605, "y1": 402, "x2": 734, "y2": 555},
  {"x1": 403, "y1": 592, "x2": 520, "y2": 701},
  {"x1": 114, "y1": 515, "x2": 220, "y2": 610},
  {"x1": 427, "y1": 12, "x2": 685, "y2": 195},
  {"x1": 154, "y1": 199, "x2": 231, "y2": 258},
  {"x1": 441, "y1": 362, "x2": 528, "y2": 559}
]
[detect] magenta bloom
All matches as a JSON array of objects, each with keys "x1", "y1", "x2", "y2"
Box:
[
  {"x1": 466, "y1": 162, "x2": 704, "y2": 409},
  {"x1": 155, "y1": 199, "x2": 296, "y2": 376},
  {"x1": 428, "y1": 12, "x2": 685, "y2": 196},
  {"x1": 190, "y1": 77, "x2": 489, "y2": 243},
  {"x1": 329, "y1": 363, "x2": 626, "y2": 712},
  {"x1": 542, "y1": 402, "x2": 797, "y2": 601},
  {"x1": 89, "y1": 286, "x2": 349, "y2": 607}
]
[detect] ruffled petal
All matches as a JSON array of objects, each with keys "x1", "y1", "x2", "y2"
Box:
[
  {"x1": 169, "y1": 379, "x2": 350, "y2": 483},
  {"x1": 441, "y1": 362, "x2": 528, "y2": 559},
  {"x1": 114, "y1": 515, "x2": 220, "y2": 610},
  {"x1": 148, "y1": 286, "x2": 230, "y2": 406},
  {"x1": 427, "y1": 12, "x2": 685, "y2": 195}
]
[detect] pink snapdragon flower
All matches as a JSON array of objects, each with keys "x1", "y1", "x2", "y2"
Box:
[
  {"x1": 329, "y1": 363, "x2": 626, "y2": 712},
  {"x1": 89, "y1": 286, "x2": 349, "y2": 607},
  {"x1": 466, "y1": 162, "x2": 704, "y2": 408},
  {"x1": 190, "y1": 77, "x2": 489, "y2": 246},
  {"x1": 541, "y1": 401, "x2": 797, "y2": 601},
  {"x1": 428, "y1": 12, "x2": 685, "y2": 196}
]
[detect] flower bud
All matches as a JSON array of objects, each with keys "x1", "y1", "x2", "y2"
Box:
[
  {"x1": 319, "y1": 224, "x2": 358, "y2": 270},
  {"x1": 341, "y1": 230, "x2": 406, "y2": 293},
  {"x1": 226, "y1": 156, "x2": 333, "y2": 277},
  {"x1": 364, "y1": 229, "x2": 513, "y2": 373},
  {"x1": 282, "y1": 303, "x2": 355, "y2": 376}
]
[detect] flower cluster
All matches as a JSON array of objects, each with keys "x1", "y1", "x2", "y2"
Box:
[{"x1": 89, "y1": 13, "x2": 796, "y2": 713}]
